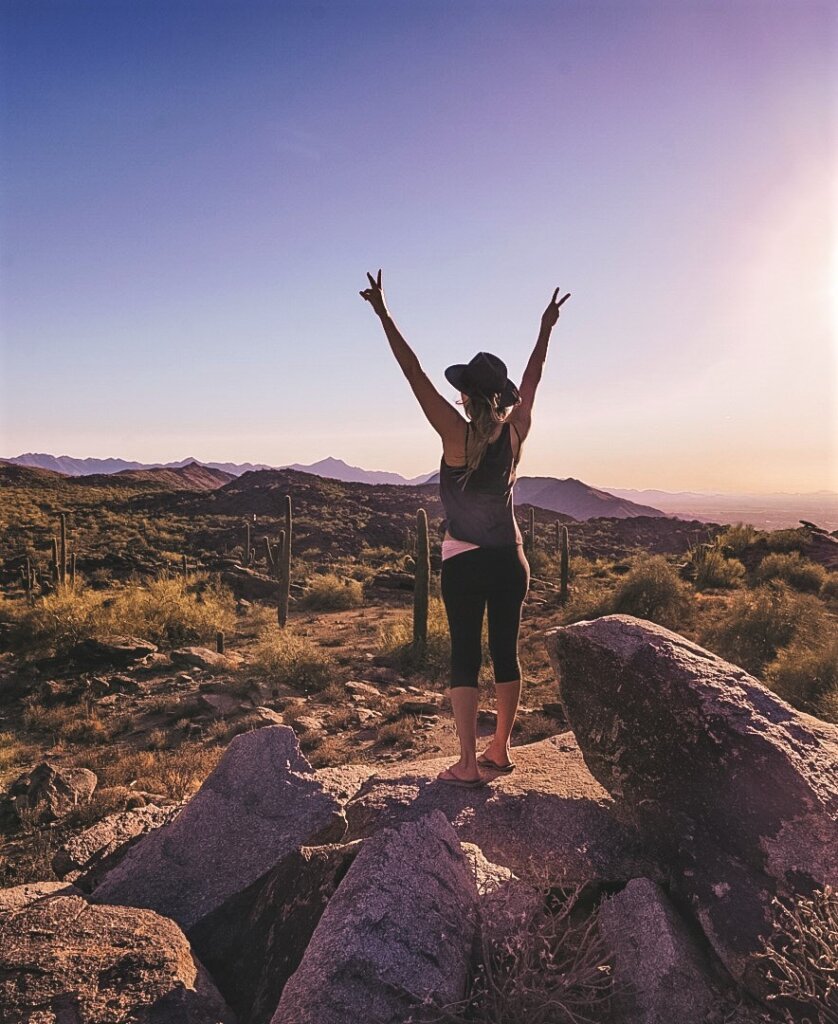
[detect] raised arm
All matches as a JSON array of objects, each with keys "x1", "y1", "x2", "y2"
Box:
[
  {"x1": 359, "y1": 269, "x2": 462, "y2": 439},
  {"x1": 511, "y1": 286, "x2": 570, "y2": 439}
]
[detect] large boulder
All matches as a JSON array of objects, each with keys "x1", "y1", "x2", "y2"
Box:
[
  {"x1": 546, "y1": 614, "x2": 838, "y2": 998},
  {"x1": 52, "y1": 803, "x2": 181, "y2": 892},
  {"x1": 91, "y1": 726, "x2": 346, "y2": 930},
  {"x1": 341, "y1": 733, "x2": 654, "y2": 884},
  {"x1": 189, "y1": 841, "x2": 365, "y2": 1024},
  {"x1": 0, "y1": 881, "x2": 82, "y2": 914},
  {"x1": 71, "y1": 634, "x2": 158, "y2": 667},
  {"x1": 0, "y1": 894, "x2": 234, "y2": 1023},
  {"x1": 272, "y1": 811, "x2": 478, "y2": 1024},
  {"x1": 8, "y1": 762, "x2": 97, "y2": 823},
  {"x1": 598, "y1": 878, "x2": 721, "y2": 1024}
]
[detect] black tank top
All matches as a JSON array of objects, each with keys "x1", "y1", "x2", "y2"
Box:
[{"x1": 439, "y1": 421, "x2": 524, "y2": 547}]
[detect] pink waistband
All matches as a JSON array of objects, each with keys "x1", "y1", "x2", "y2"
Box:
[{"x1": 441, "y1": 537, "x2": 481, "y2": 560}]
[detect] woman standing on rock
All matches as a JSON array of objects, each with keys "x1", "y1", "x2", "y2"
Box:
[{"x1": 360, "y1": 270, "x2": 569, "y2": 787}]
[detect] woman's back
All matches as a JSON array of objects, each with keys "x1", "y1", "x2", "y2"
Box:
[{"x1": 439, "y1": 420, "x2": 523, "y2": 547}]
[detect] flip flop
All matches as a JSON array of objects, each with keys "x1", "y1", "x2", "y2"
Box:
[
  {"x1": 477, "y1": 754, "x2": 515, "y2": 773},
  {"x1": 437, "y1": 767, "x2": 488, "y2": 789}
]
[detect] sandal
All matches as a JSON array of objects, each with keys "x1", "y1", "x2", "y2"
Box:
[
  {"x1": 437, "y1": 766, "x2": 488, "y2": 789},
  {"x1": 477, "y1": 753, "x2": 515, "y2": 773}
]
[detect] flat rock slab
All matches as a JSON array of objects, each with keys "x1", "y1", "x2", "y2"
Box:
[
  {"x1": 0, "y1": 881, "x2": 82, "y2": 914},
  {"x1": 0, "y1": 894, "x2": 234, "y2": 1023},
  {"x1": 272, "y1": 810, "x2": 478, "y2": 1024},
  {"x1": 91, "y1": 726, "x2": 346, "y2": 930},
  {"x1": 341, "y1": 733, "x2": 653, "y2": 884},
  {"x1": 546, "y1": 614, "x2": 838, "y2": 997},
  {"x1": 71, "y1": 634, "x2": 158, "y2": 666},
  {"x1": 53, "y1": 803, "x2": 181, "y2": 892},
  {"x1": 171, "y1": 646, "x2": 243, "y2": 672}
]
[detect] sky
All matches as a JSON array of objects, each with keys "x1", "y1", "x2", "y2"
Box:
[{"x1": 1, "y1": 0, "x2": 836, "y2": 493}]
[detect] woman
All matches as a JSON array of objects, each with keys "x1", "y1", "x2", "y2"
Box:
[{"x1": 360, "y1": 270, "x2": 569, "y2": 788}]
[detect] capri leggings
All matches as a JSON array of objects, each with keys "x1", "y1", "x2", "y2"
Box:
[{"x1": 440, "y1": 544, "x2": 530, "y2": 688}]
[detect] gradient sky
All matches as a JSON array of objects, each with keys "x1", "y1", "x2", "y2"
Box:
[{"x1": 1, "y1": 0, "x2": 835, "y2": 492}]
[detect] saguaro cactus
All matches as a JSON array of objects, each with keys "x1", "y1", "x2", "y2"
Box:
[
  {"x1": 413, "y1": 508, "x2": 430, "y2": 652},
  {"x1": 244, "y1": 521, "x2": 252, "y2": 566},
  {"x1": 51, "y1": 537, "x2": 59, "y2": 584},
  {"x1": 59, "y1": 512, "x2": 67, "y2": 585},
  {"x1": 555, "y1": 520, "x2": 561, "y2": 554},
  {"x1": 277, "y1": 494, "x2": 292, "y2": 628},
  {"x1": 216, "y1": 630, "x2": 225, "y2": 654},
  {"x1": 70, "y1": 552, "x2": 77, "y2": 590},
  {"x1": 560, "y1": 525, "x2": 570, "y2": 603},
  {"x1": 522, "y1": 507, "x2": 536, "y2": 565}
]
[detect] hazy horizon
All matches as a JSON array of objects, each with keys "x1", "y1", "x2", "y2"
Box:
[{"x1": 1, "y1": 1, "x2": 835, "y2": 493}]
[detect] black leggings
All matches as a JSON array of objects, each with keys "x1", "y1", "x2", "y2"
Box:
[{"x1": 440, "y1": 544, "x2": 530, "y2": 688}]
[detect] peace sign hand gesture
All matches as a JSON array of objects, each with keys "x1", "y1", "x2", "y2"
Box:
[
  {"x1": 541, "y1": 286, "x2": 571, "y2": 331},
  {"x1": 359, "y1": 269, "x2": 389, "y2": 319}
]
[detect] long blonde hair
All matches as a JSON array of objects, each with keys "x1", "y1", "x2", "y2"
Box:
[{"x1": 459, "y1": 392, "x2": 512, "y2": 487}]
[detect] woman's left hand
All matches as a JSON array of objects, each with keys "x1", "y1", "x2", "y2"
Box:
[
  {"x1": 359, "y1": 269, "x2": 389, "y2": 319},
  {"x1": 540, "y1": 286, "x2": 571, "y2": 330}
]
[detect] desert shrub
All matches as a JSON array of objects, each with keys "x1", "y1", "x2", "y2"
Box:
[
  {"x1": 300, "y1": 572, "x2": 364, "y2": 611},
  {"x1": 412, "y1": 861, "x2": 615, "y2": 1024},
  {"x1": 686, "y1": 545, "x2": 746, "y2": 591},
  {"x1": 756, "y1": 553, "x2": 827, "y2": 594},
  {"x1": 375, "y1": 715, "x2": 420, "y2": 748},
  {"x1": 699, "y1": 581, "x2": 830, "y2": 676},
  {"x1": 821, "y1": 574, "x2": 838, "y2": 603},
  {"x1": 246, "y1": 625, "x2": 334, "y2": 691},
  {"x1": 764, "y1": 637, "x2": 838, "y2": 722},
  {"x1": 7, "y1": 574, "x2": 236, "y2": 656},
  {"x1": 765, "y1": 528, "x2": 808, "y2": 553},
  {"x1": 102, "y1": 574, "x2": 237, "y2": 646},
  {"x1": 716, "y1": 522, "x2": 761, "y2": 556},
  {"x1": 609, "y1": 555, "x2": 692, "y2": 629},
  {"x1": 754, "y1": 886, "x2": 837, "y2": 1023}
]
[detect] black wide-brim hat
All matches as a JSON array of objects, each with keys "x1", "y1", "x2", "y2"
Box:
[{"x1": 444, "y1": 351, "x2": 520, "y2": 409}]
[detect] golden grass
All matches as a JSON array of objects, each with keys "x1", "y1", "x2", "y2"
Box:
[{"x1": 245, "y1": 624, "x2": 334, "y2": 691}]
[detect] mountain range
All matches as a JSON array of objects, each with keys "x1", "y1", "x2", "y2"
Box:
[{"x1": 3, "y1": 453, "x2": 836, "y2": 528}]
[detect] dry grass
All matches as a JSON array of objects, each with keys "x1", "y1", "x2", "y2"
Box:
[
  {"x1": 21, "y1": 698, "x2": 116, "y2": 746},
  {"x1": 6, "y1": 573, "x2": 237, "y2": 657},
  {"x1": 245, "y1": 624, "x2": 335, "y2": 692},
  {"x1": 375, "y1": 715, "x2": 420, "y2": 749},
  {"x1": 405, "y1": 860, "x2": 616, "y2": 1024},
  {"x1": 764, "y1": 637, "x2": 838, "y2": 724},
  {"x1": 300, "y1": 572, "x2": 364, "y2": 610},
  {"x1": 755, "y1": 553, "x2": 827, "y2": 594}
]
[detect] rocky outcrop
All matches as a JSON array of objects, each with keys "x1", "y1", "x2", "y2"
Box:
[
  {"x1": 341, "y1": 733, "x2": 654, "y2": 884},
  {"x1": 171, "y1": 646, "x2": 243, "y2": 672},
  {"x1": 71, "y1": 634, "x2": 158, "y2": 666},
  {"x1": 53, "y1": 803, "x2": 181, "y2": 892},
  {"x1": 0, "y1": 894, "x2": 235, "y2": 1023},
  {"x1": 8, "y1": 762, "x2": 97, "y2": 823},
  {"x1": 190, "y1": 841, "x2": 365, "y2": 1024},
  {"x1": 272, "y1": 811, "x2": 478, "y2": 1024},
  {"x1": 546, "y1": 614, "x2": 838, "y2": 998},
  {"x1": 92, "y1": 726, "x2": 346, "y2": 930},
  {"x1": 598, "y1": 878, "x2": 720, "y2": 1024}
]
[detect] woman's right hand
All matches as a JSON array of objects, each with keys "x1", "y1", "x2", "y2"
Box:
[
  {"x1": 359, "y1": 269, "x2": 389, "y2": 319},
  {"x1": 540, "y1": 286, "x2": 571, "y2": 330}
]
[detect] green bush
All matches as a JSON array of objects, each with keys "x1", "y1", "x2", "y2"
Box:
[
  {"x1": 755, "y1": 553, "x2": 826, "y2": 594},
  {"x1": 688, "y1": 546, "x2": 746, "y2": 591},
  {"x1": 700, "y1": 581, "x2": 830, "y2": 676},
  {"x1": 246, "y1": 625, "x2": 334, "y2": 691},
  {"x1": 716, "y1": 522, "x2": 761, "y2": 557},
  {"x1": 820, "y1": 573, "x2": 838, "y2": 602},
  {"x1": 609, "y1": 555, "x2": 692, "y2": 629},
  {"x1": 300, "y1": 572, "x2": 364, "y2": 611},
  {"x1": 764, "y1": 528, "x2": 808, "y2": 553},
  {"x1": 764, "y1": 637, "x2": 838, "y2": 722}
]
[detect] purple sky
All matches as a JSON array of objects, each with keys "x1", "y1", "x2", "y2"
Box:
[{"x1": 1, "y1": 0, "x2": 835, "y2": 491}]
